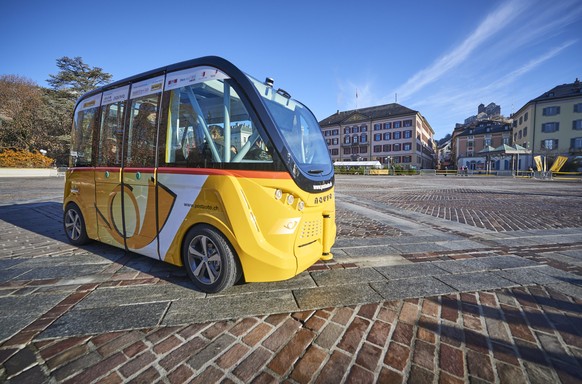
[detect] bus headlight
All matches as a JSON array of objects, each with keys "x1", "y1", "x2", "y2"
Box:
[
  {"x1": 274, "y1": 189, "x2": 283, "y2": 200},
  {"x1": 298, "y1": 200, "x2": 305, "y2": 211},
  {"x1": 286, "y1": 194, "x2": 294, "y2": 205}
]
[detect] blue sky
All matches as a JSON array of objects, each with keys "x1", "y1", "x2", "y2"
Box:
[{"x1": 1, "y1": 0, "x2": 581, "y2": 140}]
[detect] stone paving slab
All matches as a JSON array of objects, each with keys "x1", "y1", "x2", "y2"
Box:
[
  {"x1": 310, "y1": 267, "x2": 386, "y2": 287},
  {"x1": 370, "y1": 276, "x2": 455, "y2": 300},
  {"x1": 292, "y1": 284, "x2": 383, "y2": 310},
  {"x1": 375, "y1": 262, "x2": 449, "y2": 280},
  {"x1": 436, "y1": 271, "x2": 518, "y2": 292},
  {"x1": 162, "y1": 291, "x2": 299, "y2": 325},
  {"x1": 74, "y1": 284, "x2": 206, "y2": 310},
  {"x1": 38, "y1": 302, "x2": 170, "y2": 340}
]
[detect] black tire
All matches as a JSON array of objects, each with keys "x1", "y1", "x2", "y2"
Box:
[
  {"x1": 182, "y1": 225, "x2": 240, "y2": 293},
  {"x1": 63, "y1": 203, "x2": 90, "y2": 245}
]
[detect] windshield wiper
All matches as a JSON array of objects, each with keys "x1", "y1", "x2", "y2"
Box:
[{"x1": 308, "y1": 169, "x2": 324, "y2": 174}]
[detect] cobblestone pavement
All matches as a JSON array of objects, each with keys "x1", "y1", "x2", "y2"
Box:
[{"x1": 1, "y1": 175, "x2": 581, "y2": 383}]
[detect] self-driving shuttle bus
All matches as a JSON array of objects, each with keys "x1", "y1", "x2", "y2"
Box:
[{"x1": 63, "y1": 56, "x2": 336, "y2": 293}]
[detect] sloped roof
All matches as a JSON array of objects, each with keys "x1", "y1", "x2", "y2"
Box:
[
  {"x1": 456, "y1": 120, "x2": 512, "y2": 137},
  {"x1": 531, "y1": 79, "x2": 582, "y2": 103},
  {"x1": 478, "y1": 146, "x2": 496, "y2": 154},
  {"x1": 319, "y1": 103, "x2": 418, "y2": 127}
]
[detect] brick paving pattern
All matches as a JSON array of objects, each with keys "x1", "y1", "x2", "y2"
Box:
[{"x1": 1, "y1": 175, "x2": 582, "y2": 383}]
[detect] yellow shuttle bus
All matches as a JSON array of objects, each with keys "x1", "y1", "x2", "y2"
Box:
[{"x1": 63, "y1": 56, "x2": 336, "y2": 293}]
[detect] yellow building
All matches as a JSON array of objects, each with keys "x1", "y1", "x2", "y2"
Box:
[{"x1": 513, "y1": 78, "x2": 582, "y2": 165}]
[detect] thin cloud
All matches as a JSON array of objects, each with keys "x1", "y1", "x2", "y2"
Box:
[
  {"x1": 488, "y1": 40, "x2": 577, "y2": 90},
  {"x1": 393, "y1": 0, "x2": 525, "y2": 101},
  {"x1": 336, "y1": 78, "x2": 376, "y2": 111}
]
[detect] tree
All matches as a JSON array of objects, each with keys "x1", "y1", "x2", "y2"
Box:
[
  {"x1": 47, "y1": 56, "x2": 112, "y2": 97},
  {"x1": 0, "y1": 74, "x2": 44, "y2": 151},
  {"x1": 45, "y1": 57, "x2": 113, "y2": 164}
]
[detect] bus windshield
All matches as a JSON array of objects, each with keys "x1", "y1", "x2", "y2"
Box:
[{"x1": 248, "y1": 76, "x2": 332, "y2": 176}]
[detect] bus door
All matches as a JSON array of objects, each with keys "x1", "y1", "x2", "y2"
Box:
[
  {"x1": 121, "y1": 77, "x2": 164, "y2": 259},
  {"x1": 95, "y1": 86, "x2": 128, "y2": 248}
]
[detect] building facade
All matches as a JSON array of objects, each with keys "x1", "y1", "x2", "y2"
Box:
[
  {"x1": 454, "y1": 119, "x2": 513, "y2": 171},
  {"x1": 512, "y1": 78, "x2": 582, "y2": 163},
  {"x1": 319, "y1": 103, "x2": 436, "y2": 169}
]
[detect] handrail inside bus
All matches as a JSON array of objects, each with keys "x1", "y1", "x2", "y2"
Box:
[
  {"x1": 232, "y1": 130, "x2": 261, "y2": 162},
  {"x1": 185, "y1": 86, "x2": 221, "y2": 162}
]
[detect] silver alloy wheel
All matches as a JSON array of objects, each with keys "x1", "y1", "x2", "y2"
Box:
[
  {"x1": 65, "y1": 208, "x2": 82, "y2": 241},
  {"x1": 187, "y1": 234, "x2": 222, "y2": 285}
]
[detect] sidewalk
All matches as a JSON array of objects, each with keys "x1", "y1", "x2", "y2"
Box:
[{"x1": 1, "y1": 176, "x2": 581, "y2": 383}]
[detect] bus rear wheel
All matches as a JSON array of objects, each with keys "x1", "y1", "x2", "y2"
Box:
[
  {"x1": 63, "y1": 203, "x2": 90, "y2": 245},
  {"x1": 182, "y1": 225, "x2": 240, "y2": 293}
]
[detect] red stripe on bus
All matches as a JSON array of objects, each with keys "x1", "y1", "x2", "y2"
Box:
[
  {"x1": 69, "y1": 167, "x2": 291, "y2": 180},
  {"x1": 156, "y1": 168, "x2": 291, "y2": 179}
]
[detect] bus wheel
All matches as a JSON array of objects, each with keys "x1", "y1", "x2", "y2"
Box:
[
  {"x1": 182, "y1": 225, "x2": 240, "y2": 293},
  {"x1": 63, "y1": 203, "x2": 90, "y2": 245}
]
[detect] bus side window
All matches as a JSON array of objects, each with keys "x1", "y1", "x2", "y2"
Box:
[
  {"x1": 164, "y1": 75, "x2": 272, "y2": 167},
  {"x1": 165, "y1": 88, "x2": 205, "y2": 166},
  {"x1": 98, "y1": 102, "x2": 125, "y2": 167},
  {"x1": 71, "y1": 103, "x2": 99, "y2": 167},
  {"x1": 126, "y1": 94, "x2": 160, "y2": 168}
]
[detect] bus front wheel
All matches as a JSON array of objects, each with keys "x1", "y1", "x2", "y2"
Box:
[
  {"x1": 182, "y1": 225, "x2": 240, "y2": 293},
  {"x1": 63, "y1": 203, "x2": 90, "y2": 245}
]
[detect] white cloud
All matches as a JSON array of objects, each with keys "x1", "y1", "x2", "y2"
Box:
[{"x1": 393, "y1": 0, "x2": 526, "y2": 101}]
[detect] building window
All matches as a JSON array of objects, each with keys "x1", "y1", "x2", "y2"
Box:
[
  {"x1": 352, "y1": 135, "x2": 358, "y2": 144},
  {"x1": 344, "y1": 136, "x2": 351, "y2": 144},
  {"x1": 393, "y1": 121, "x2": 401, "y2": 128},
  {"x1": 403, "y1": 143, "x2": 412, "y2": 151},
  {"x1": 542, "y1": 106, "x2": 560, "y2": 116},
  {"x1": 374, "y1": 123, "x2": 381, "y2": 131},
  {"x1": 373, "y1": 145, "x2": 382, "y2": 153},
  {"x1": 393, "y1": 132, "x2": 401, "y2": 140},
  {"x1": 383, "y1": 132, "x2": 391, "y2": 140},
  {"x1": 393, "y1": 143, "x2": 401, "y2": 151},
  {"x1": 541, "y1": 139, "x2": 558, "y2": 150},
  {"x1": 374, "y1": 133, "x2": 381, "y2": 141},
  {"x1": 344, "y1": 127, "x2": 350, "y2": 134},
  {"x1": 573, "y1": 120, "x2": 582, "y2": 130},
  {"x1": 519, "y1": 116, "x2": 523, "y2": 125},
  {"x1": 383, "y1": 144, "x2": 391, "y2": 152},
  {"x1": 360, "y1": 124, "x2": 367, "y2": 132},
  {"x1": 384, "y1": 122, "x2": 391, "y2": 129},
  {"x1": 352, "y1": 126, "x2": 359, "y2": 133},
  {"x1": 404, "y1": 130, "x2": 412, "y2": 139},
  {"x1": 403, "y1": 120, "x2": 412, "y2": 127},
  {"x1": 359, "y1": 146, "x2": 367, "y2": 154},
  {"x1": 574, "y1": 103, "x2": 582, "y2": 113},
  {"x1": 524, "y1": 112, "x2": 528, "y2": 121},
  {"x1": 343, "y1": 148, "x2": 351, "y2": 155},
  {"x1": 518, "y1": 130, "x2": 522, "y2": 139},
  {"x1": 571, "y1": 137, "x2": 582, "y2": 150},
  {"x1": 541, "y1": 122, "x2": 560, "y2": 133},
  {"x1": 331, "y1": 149, "x2": 338, "y2": 155},
  {"x1": 402, "y1": 156, "x2": 412, "y2": 163},
  {"x1": 360, "y1": 134, "x2": 367, "y2": 143},
  {"x1": 332, "y1": 138, "x2": 339, "y2": 145}
]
